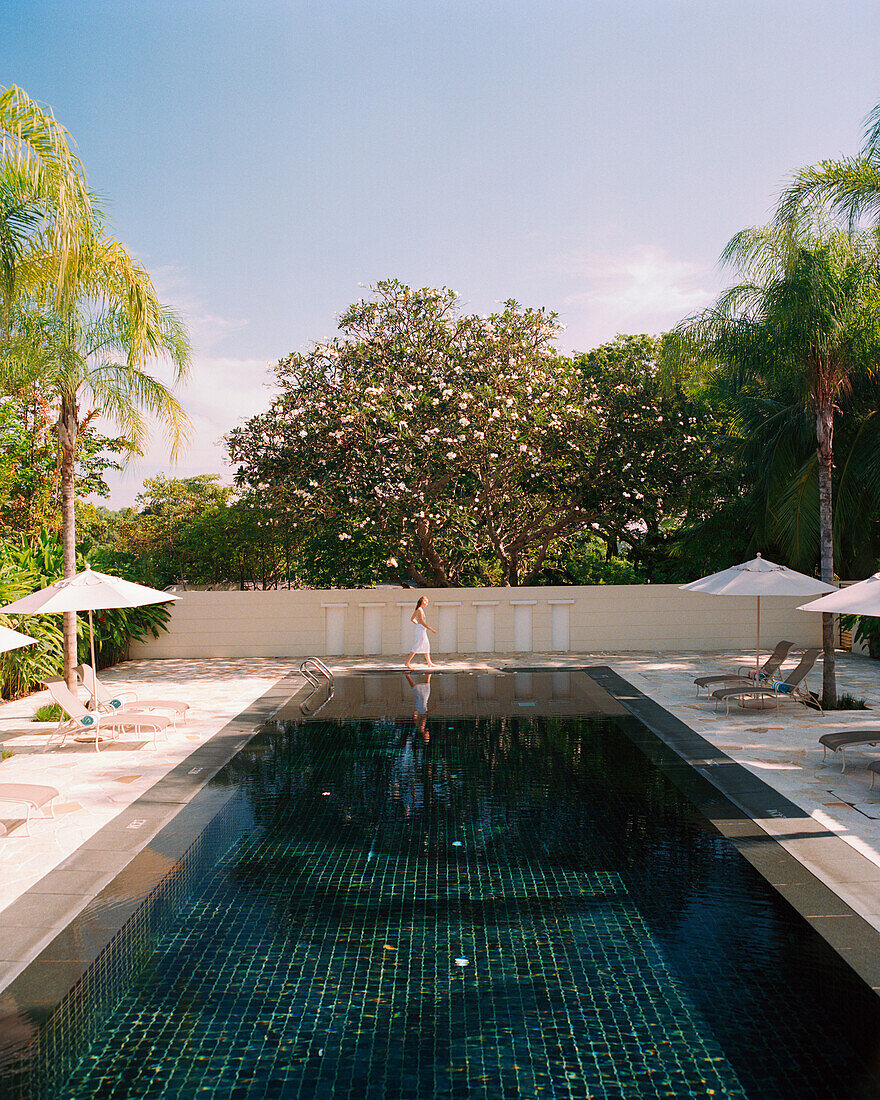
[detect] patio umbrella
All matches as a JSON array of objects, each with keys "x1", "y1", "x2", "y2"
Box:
[
  {"x1": 680, "y1": 553, "x2": 835, "y2": 669},
  {"x1": 798, "y1": 573, "x2": 880, "y2": 617},
  {"x1": 0, "y1": 625, "x2": 38, "y2": 653},
  {"x1": 0, "y1": 566, "x2": 179, "y2": 707}
]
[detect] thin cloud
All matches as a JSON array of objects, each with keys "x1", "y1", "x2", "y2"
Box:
[
  {"x1": 150, "y1": 264, "x2": 249, "y2": 353},
  {"x1": 556, "y1": 245, "x2": 718, "y2": 338}
]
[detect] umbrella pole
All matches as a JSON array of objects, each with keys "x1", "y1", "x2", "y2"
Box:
[
  {"x1": 756, "y1": 595, "x2": 761, "y2": 670},
  {"x1": 88, "y1": 609, "x2": 98, "y2": 710}
]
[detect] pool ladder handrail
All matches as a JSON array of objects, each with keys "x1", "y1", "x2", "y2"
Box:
[
  {"x1": 300, "y1": 656, "x2": 334, "y2": 690},
  {"x1": 299, "y1": 658, "x2": 334, "y2": 717}
]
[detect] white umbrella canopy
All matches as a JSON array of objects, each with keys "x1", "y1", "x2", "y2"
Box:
[
  {"x1": 680, "y1": 553, "x2": 835, "y2": 668},
  {"x1": 0, "y1": 565, "x2": 179, "y2": 705},
  {"x1": 0, "y1": 625, "x2": 38, "y2": 654},
  {"x1": 0, "y1": 566, "x2": 178, "y2": 615},
  {"x1": 798, "y1": 573, "x2": 880, "y2": 617}
]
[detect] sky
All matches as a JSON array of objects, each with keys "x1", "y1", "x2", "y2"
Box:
[{"x1": 2, "y1": 0, "x2": 878, "y2": 506}]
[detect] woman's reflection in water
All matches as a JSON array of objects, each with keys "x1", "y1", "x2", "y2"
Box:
[
  {"x1": 405, "y1": 671, "x2": 435, "y2": 742},
  {"x1": 390, "y1": 673, "x2": 438, "y2": 820}
]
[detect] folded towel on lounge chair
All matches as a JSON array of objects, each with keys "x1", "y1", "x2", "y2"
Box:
[{"x1": 43, "y1": 677, "x2": 172, "y2": 752}]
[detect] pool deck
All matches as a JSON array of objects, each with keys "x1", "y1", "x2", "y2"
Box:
[{"x1": 2, "y1": 650, "x2": 880, "y2": 1000}]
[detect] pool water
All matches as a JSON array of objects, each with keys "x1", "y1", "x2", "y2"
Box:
[{"x1": 62, "y1": 672, "x2": 880, "y2": 1098}]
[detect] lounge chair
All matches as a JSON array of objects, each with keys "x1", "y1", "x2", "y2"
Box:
[
  {"x1": 76, "y1": 663, "x2": 189, "y2": 724},
  {"x1": 867, "y1": 760, "x2": 880, "y2": 790},
  {"x1": 709, "y1": 648, "x2": 822, "y2": 715},
  {"x1": 819, "y1": 730, "x2": 880, "y2": 772},
  {"x1": 0, "y1": 783, "x2": 60, "y2": 836},
  {"x1": 43, "y1": 677, "x2": 172, "y2": 751},
  {"x1": 694, "y1": 641, "x2": 794, "y2": 697}
]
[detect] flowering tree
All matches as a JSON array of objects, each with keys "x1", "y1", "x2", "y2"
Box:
[
  {"x1": 228, "y1": 283, "x2": 720, "y2": 586},
  {"x1": 230, "y1": 282, "x2": 605, "y2": 585}
]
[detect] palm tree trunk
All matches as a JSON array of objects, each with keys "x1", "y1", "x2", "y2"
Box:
[
  {"x1": 57, "y1": 396, "x2": 78, "y2": 690},
  {"x1": 816, "y1": 401, "x2": 836, "y2": 707}
]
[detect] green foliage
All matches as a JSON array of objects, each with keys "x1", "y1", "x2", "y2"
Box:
[
  {"x1": 842, "y1": 613, "x2": 880, "y2": 660},
  {"x1": 533, "y1": 535, "x2": 646, "y2": 585},
  {"x1": 0, "y1": 528, "x2": 172, "y2": 700},
  {"x1": 831, "y1": 693, "x2": 868, "y2": 711},
  {"x1": 0, "y1": 387, "x2": 130, "y2": 538},
  {"x1": 227, "y1": 285, "x2": 730, "y2": 586},
  {"x1": 32, "y1": 701, "x2": 61, "y2": 721}
]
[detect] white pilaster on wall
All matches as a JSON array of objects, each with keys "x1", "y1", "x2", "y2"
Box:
[
  {"x1": 436, "y1": 602, "x2": 460, "y2": 653},
  {"x1": 548, "y1": 599, "x2": 574, "y2": 652},
  {"x1": 473, "y1": 601, "x2": 498, "y2": 652},
  {"x1": 322, "y1": 603, "x2": 347, "y2": 655},
  {"x1": 511, "y1": 600, "x2": 536, "y2": 652},
  {"x1": 398, "y1": 601, "x2": 415, "y2": 653},
  {"x1": 359, "y1": 603, "x2": 384, "y2": 655}
]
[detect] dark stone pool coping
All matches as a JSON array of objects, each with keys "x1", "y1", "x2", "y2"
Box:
[{"x1": 587, "y1": 665, "x2": 880, "y2": 995}]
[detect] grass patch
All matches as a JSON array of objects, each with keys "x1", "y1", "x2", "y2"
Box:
[
  {"x1": 1, "y1": 749, "x2": 12, "y2": 761},
  {"x1": 830, "y1": 693, "x2": 869, "y2": 711},
  {"x1": 32, "y1": 702, "x2": 63, "y2": 722}
]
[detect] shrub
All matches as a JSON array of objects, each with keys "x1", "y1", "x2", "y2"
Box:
[{"x1": 32, "y1": 702, "x2": 62, "y2": 722}]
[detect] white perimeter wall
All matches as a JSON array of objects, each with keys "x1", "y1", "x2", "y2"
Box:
[{"x1": 128, "y1": 585, "x2": 823, "y2": 660}]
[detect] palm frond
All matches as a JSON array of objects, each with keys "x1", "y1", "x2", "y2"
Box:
[
  {"x1": 86, "y1": 360, "x2": 192, "y2": 458},
  {"x1": 770, "y1": 451, "x2": 820, "y2": 570},
  {"x1": 0, "y1": 84, "x2": 94, "y2": 307}
]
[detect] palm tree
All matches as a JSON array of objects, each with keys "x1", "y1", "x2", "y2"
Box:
[
  {"x1": 777, "y1": 105, "x2": 880, "y2": 230},
  {"x1": 0, "y1": 85, "x2": 93, "y2": 315},
  {"x1": 2, "y1": 234, "x2": 191, "y2": 683},
  {"x1": 668, "y1": 225, "x2": 880, "y2": 706}
]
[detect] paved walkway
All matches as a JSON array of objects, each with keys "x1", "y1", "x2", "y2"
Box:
[{"x1": 2, "y1": 650, "x2": 880, "y2": 986}]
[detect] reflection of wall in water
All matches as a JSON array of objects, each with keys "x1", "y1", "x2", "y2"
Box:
[
  {"x1": 552, "y1": 670, "x2": 571, "y2": 698},
  {"x1": 477, "y1": 674, "x2": 495, "y2": 699},
  {"x1": 514, "y1": 672, "x2": 533, "y2": 699}
]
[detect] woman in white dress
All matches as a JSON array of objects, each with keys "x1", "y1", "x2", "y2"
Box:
[{"x1": 405, "y1": 596, "x2": 437, "y2": 669}]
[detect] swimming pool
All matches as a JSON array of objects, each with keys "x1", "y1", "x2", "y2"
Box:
[{"x1": 42, "y1": 672, "x2": 880, "y2": 1095}]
